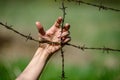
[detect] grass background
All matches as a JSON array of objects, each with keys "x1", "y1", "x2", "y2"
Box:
[{"x1": 0, "y1": 0, "x2": 120, "y2": 80}]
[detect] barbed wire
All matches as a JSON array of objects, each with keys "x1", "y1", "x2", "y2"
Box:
[
  {"x1": 55, "y1": 0, "x2": 120, "y2": 80},
  {"x1": 66, "y1": 43, "x2": 120, "y2": 53},
  {"x1": 1, "y1": 21, "x2": 120, "y2": 53},
  {"x1": 60, "y1": 0, "x2": 67, "y2": 80},
  {"x1": 0, "y1": 21, "x2": 120, "y2": 54},
  {"x1": 55, "y1": 0, "x2": 120, "y2": 12},
  {"x1": 0, "y1": 22, "x2": 60, "y2": 45},
  {"x1": 0, "y1": 0, "x2": 120, "y2": 80},
  {"x1": 74, "y1": 0, "x2": 120, "y2": 12}
]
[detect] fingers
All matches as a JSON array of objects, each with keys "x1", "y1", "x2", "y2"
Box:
[
  {"x1": 62, "y1": 23, "x2": 70, "y2": 43},
  {"x1": 57, "y1": 30, "x2": 70, "y2": 43},
  {"x1": 36, "y1": 21, "x2": 45, "y2": 36},
  {"x1": 56, "y1": 22, "x2": 70, "y2": 43},
  {"x1": 35, "y1": 17, "x2": 70, "y2": 45},
  {"x1": 46, "y1": 17, "x2": 62, "y2": 35},
  {"x1": 63, "y1": 37, "x2": 71, "y2": 43},
  {"x1": 63, "y1": 23, "x2": 70, "y2": 32},
  {"x1": 54, "y1": 17, "x2": 62, "y2": 28},
  {"x1": 57, "y1": 31, "x2": 69, "y2": 38}
]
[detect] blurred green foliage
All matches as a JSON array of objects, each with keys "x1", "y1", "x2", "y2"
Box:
[
  {"x1": 0, "y1": 0, "x2": 120, "y2": 80},
  {"x1": 0, "y1": 59, "x2": 120, "y2": 80}
]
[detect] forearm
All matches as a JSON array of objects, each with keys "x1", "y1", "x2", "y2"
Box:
[{"x1": 16, "y1": 48, "x2": 50, "y2": 80}]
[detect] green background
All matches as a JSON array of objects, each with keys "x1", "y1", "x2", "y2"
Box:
[{"x1": 0, "y1": 0, "x2": 120, "y2": 80}]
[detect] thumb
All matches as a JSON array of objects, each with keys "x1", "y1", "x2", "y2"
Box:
[{"x1": 36, "y1": 21, "x2": 45, "y2": 36}]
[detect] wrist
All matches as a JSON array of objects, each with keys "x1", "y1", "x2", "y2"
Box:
[
  {"x1": 36, "y1": 44, "x2": 54, "y2": 60},
  {"x1": 35, "y1": 47, "x2": 50, "y2": 59}
]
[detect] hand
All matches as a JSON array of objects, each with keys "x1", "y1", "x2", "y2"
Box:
[
  {"x1": 16, "y1": 17, "x2": 70, "y2": 80},
  {"x1": 36, "y1": 17, "x2": 70, "y2": 55}
]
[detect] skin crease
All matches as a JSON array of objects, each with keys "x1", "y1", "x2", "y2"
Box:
[{"x1": 16, "y1": 17, "x2": 70, "y2": 80}]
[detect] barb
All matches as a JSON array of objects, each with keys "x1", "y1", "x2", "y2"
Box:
[
  {"x1": 60, "y1": 0, "x2": 67, "y2": 80},
  {"x1": 0, "y1": 22, "x2": 60, "y2": 45},
  {"x1": 67, "y1": 0, "x2": 120, "y2": 12},
  {"x1": 66, "y1": 43, "x2": 120, "y2": 53}
]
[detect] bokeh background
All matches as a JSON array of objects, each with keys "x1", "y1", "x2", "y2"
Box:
[{"x1": 0, "y1": 0, "x2": 120, "y2": 80}]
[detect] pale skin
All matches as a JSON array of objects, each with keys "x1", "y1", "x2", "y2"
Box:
[{"x1": 16, "y1": 17, "x2": 70, "y2": 80}]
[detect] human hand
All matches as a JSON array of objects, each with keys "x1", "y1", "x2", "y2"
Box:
[
  {"x1": 36, "y1": 17, "x2": 70, "y2": 55},
  {"x1": 16, "y1": 17, "x2": 70, "y2": 80}
]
